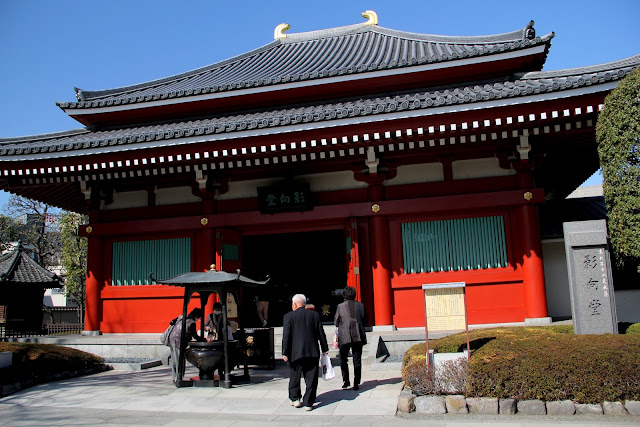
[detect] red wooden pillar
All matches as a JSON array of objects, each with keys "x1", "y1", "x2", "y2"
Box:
[
  {"x1": 84, "y1": 235, "x2": 103, "y2": 334},
  {"x1": 520, "y1": 204, "x2": 549, "y2": 319},
  {"x1": 367, "y1": 178, "x2": 394, "y2": 326},
  {"x1": 515, "y1": 161, "x2": 549, "y2": 320},
  {"x1": 370, "y1": 214, "x2": 393, "y2": 325}
]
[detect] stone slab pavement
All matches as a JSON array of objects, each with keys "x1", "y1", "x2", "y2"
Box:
[{"x1": 1, "y1": 362, "x2": 638, "y2": 426}]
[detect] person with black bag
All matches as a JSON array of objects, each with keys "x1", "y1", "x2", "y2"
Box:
[{"x1": 334, "y1": 286, "x2": 367, "y2": 391}]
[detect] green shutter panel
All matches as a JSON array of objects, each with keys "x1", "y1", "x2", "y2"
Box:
[
  {"x1": 112, "y1": 237, "x2": 191, "y2": 285},
  {"x1": 401, "y1": 216, "x2": 508, "y2": 273}
]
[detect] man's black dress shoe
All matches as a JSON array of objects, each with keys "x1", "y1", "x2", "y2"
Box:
[
  {"x1": 353, "y1": 384, "x2": 359, "y2": 390},
  {"x1": 342, "y1": 382, "x2": 350, "y2": 389}
]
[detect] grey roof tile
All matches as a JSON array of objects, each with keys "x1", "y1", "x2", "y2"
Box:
[
  {"x1": 540, "y1": 196, "x2": 608, "y2": 239},
  {"x1": 0, "y1": 244, "x2": 62, "y2": 287},
  {"x1": 2, "y1": 53, "x2": 638, "y2": 158},
  {"x1": 56, "y1": 22, "x2": 552, "y2": 110}
]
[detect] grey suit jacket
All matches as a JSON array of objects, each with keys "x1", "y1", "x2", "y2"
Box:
[{"x1": 334, "y1": 300, "x2": 367, "y2": 346}]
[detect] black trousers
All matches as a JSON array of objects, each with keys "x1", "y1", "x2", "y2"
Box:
[
  {"x1": 288, "y1": 357, "x2": 320, "y2": 407},
  {"x1": 339, "y1": 342, "x2": 363, "y2": 385}
]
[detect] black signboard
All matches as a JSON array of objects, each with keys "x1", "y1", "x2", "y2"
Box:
[{"x1": 257, "y1": 182, "x2": 313, "y2": 214}]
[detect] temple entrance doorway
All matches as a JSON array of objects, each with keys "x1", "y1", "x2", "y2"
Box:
[{"x1": 241, "y1": 229, "x2": 346, "y2": 327}]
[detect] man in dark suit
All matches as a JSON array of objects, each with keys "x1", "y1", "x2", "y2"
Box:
[{"x1": 282, "y1": 293, "x2": 329, "y2": 411}]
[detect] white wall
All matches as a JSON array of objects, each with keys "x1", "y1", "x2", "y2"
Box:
[
  {"x1": 452, "y1": 157, "x2": 514, "y2": 179},
  {"x1": 218, "y1": 170, "x2": 367, "y2": 200},
  {"x1": 542, "y1": 238, "x2": 640, "y2": 324},
  {"x1": 43, "y1": 288, "x2": 77, "y2": 308},
  {"x1": 386, "y1": 162, "x2": 443, "y2": 185},
  {"x1": 102, "y1": 190, "x2": 148, "y2": 210},
  {"x1": 542, "y1": 239, "x2": 572, "y2": 319}
]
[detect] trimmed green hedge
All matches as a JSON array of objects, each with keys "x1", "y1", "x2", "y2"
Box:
[
  {"x1": 0, "y1": 342, "x2": 106, "y2": 385},
  {"x1": 402, "y1": 326, "x2": 640, "y2": 403}
]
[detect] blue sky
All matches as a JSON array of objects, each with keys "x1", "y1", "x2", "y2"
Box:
[{"x1": 1, "y1": 0, "x2": 639, "y2": 212}]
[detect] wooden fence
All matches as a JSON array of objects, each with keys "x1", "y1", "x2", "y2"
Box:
[{"x1": 0, "y1": 323, "x2": 84, "y2": 340}]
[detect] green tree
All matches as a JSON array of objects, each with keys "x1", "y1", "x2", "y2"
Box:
[
  {"x1": 59, "y1": 212, "x2": 88, "y2": 324},
  {"x1": 3, "y1": 194, "x2": 61, "y2": 266},
  {"x1": 0, "y1": 214, "x2": 21, "y2": 253},
  {"x1": 595, "y1": 67, "x2": 640, "y2": 273}
]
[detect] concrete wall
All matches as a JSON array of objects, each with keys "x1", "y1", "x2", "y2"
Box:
[
  {"x1": 615, "y1": 290, "x2": 640, "y2": 323},
  {"x1": 13, "y1": 335, "x2": 168, "y2": 360},
  {"x1": 542, "y1": 238, "x2": 640, "y2": 324}
]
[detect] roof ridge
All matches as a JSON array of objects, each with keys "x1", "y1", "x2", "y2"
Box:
[
  {"x1": 520, "y1": 53, "x2": 640, "y2": 79},
  {"x1": 281, "y1": 22, "x2": 369, "y2": 42},
  {"x1": 371, "y1": 23, "x2": 542, "y2": 44},
  {"x1": 280, "y1": 21, "x2": 552, "y2": 45},
  {"x1": 0, "y1": 248, "x2": 20, "y2": 279},
  {"x1": 0, "y1": 128, "x2": 90, "y2": 145}
]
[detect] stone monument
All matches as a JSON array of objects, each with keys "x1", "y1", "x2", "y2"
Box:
[{"x1": 563, "y1": 220, "x2": 618, "y2": 334}]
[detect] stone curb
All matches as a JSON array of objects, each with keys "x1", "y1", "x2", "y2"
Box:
[
  {"x1": 0, "y1": 365, "x2": 111, "y2": 399},
  {"x1": 397, "y1": 392, "x2": 639, "y2": 417},
  {"x1": 107, "y1": 359, "x2": 163, "y2": 371}
]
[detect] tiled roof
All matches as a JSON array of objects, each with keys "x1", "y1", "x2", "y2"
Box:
[
  {"x1": 539, "y1": 196, "x2": 608, "y2": 239},
  {"x1": 57, "y1": 21, "x2": 552, "y2": 110},
  {"x1": 2, "y1": 54, "x2": 638, "y2": 159},
  {"x1": 0, "y1": 244, "x2": 62, "y2": 287}
]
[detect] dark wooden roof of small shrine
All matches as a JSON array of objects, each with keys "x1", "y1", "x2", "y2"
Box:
[
  {"x1": 2, "y1": 54, "x2": 637, "y2": 159},
  {"x1": 59, "y1": 21, "x2": 552, "y2": 112},
  {"x1": 0, "y1": 244, "x2": 62, "y2": 288}
]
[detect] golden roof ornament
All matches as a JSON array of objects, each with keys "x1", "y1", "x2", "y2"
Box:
[
  {"x1": 361, "y1": 10, "x2": 378, "y2": 26},
  {"x1": 274, "y1": 23, "x2": 290, "y2": 40}
]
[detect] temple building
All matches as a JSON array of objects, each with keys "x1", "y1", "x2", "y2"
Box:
[{"x1": 1, "y1": 11, "x2": 639, "y2": 333}]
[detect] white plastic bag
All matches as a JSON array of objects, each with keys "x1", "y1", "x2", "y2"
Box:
[{"x1": 321, "y1": 353, "x2": 335, "y2": 380}]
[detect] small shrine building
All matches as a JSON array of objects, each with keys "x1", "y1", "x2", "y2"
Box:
[
  {"x1": 1, "y1": 12, "x2": 638, "y2": 333},
  {"x1": 0, "y1": 243, "x2": 63, "y2": 333}
]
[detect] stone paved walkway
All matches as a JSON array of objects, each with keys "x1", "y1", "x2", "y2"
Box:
[{"x1": 2, "y1": 361, "x2": 639, "y2": 426}]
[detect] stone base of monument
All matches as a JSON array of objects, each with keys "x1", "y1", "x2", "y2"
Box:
[
  {"x1": 429, "y1": 349, "x2": 469, "y2": 366},
  {"x1": 429, "y1": 349, "x2": 469, "y2": 393}
]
